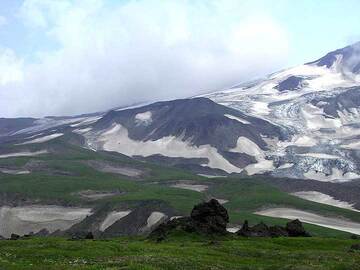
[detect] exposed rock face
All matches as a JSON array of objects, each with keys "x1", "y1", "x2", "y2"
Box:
[
  {"x1": 10, "y1": 233, "x2": 20, "y2": 240},
  {"x1": 190, "y1": 199, "x2": 229, "y2": 234},
  {"x1": 286, "y1": 219, "x2": 310, "y2": 237},
  {"x1": 237, "y1": 219, "x2": 309, "y2": 237},
  {"x1": 150, "y1": 199, "x2": 229, "y2": 239}
]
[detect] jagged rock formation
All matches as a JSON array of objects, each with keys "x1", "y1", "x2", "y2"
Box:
[
  {"x1": 237, "y1": 219, "x2": 310, "y2": 237},
  {"x1": 150, "y1": 199, "x2": 229, "y2": 239}
]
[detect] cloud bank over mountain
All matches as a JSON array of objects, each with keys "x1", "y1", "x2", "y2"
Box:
[{"x1": 0, "y1": 0, "x2": 289, "y2": 117}]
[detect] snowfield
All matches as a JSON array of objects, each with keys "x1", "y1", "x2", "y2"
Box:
[
  {"x1": 292, "y1": 191, "x2": 359, "y2": 212},
  {"x1": 0, "y1": 206, "x2": 92, "y2": 238},
  {"x1": 93, "y1": 124, "x2": 243, "y2": 173},
  {"x1": 0, "y1": 150, "x2": 48, "y2": 159},
  {"x1": 135, "y1": 111, "x2": 152, "y2": 125},
  {"x1": 256, "y1": 208, "x2": 360, "y2": 235},
  {"x1": 100, "y1": 211, "x2": 131, "y2": 231},
  {"x1": 17, "y1": 133, "x2": 63, "y2": 145},
  {"x1": 171, "y1": 183, "x2": 208, "y2": 192}
]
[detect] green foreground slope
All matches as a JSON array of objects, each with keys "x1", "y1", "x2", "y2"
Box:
[{"x1": 0, "y1": 236, "x2": 359, "y2": 270}]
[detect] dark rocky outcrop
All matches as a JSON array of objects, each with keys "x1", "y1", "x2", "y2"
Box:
[
  {"x1": 69, "y1": 231, "x2": 94, "y2": 241},
  {"x1": 190, "y1": 199, "x2": 229, "y2": 234},
  {"x1": 150, "y1": 199, "x2": 229, "y2": 239},
  {"x1": 286, "y1": 219, "x2": 310, "y2": 237},
  {"x1": 10, "y1": 234, "x2": 20, "y2": 240},
  {"x1": 237, "y1": 219, "x2": 310, "y2": 237}
]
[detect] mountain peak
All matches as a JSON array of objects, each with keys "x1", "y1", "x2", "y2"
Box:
[{"x1": 307, "y1": 42, "x2": 360, "y2": 73}]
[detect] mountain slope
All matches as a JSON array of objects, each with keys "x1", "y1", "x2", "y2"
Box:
[{"x1": 203, "y1": 42, "x2": 360, "y2": 181}]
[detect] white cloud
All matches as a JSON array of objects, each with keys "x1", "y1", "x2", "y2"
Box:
[{"x1": 0, "y1": 0, "x2": 290, "y2": 117}]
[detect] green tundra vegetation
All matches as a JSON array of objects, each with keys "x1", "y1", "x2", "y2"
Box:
[{"x1": 0, "y1": 137, "x2": 360, "y2": 269}]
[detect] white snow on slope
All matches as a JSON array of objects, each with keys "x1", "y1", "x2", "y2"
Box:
[
  {"x1": 230, "y1": 137, "x2": 274, "y2": 175},
  {"x1": 146, "y1": 212, "x2": 166, "y2": 228},
  {"x1": 73, "y1": 127, "x2": 92, "y2": 134},
  {"x1": 0, "y1": 169, "x2": 30, "y2": 175},
  {"x1": 297, "y1": 153, "x2": 340, "y2": 159},
  {"x1": 224, "y1": 114, "x2": 250, "y2": 124},
  {"x1": 96, "y1": 124, "x2": 242, "y2": 173},
  {"x1": 100, "y1": 211, "x2": 131, "y2": 231},
  {"x1": 17, "y1": 133, "x2": 63, "y2": 145},
  {"x1": 0, "y1": 206, "x2": 92, "y2": 238},
  {"x1": 171, "y1": 183, "x2": 208, "y2": 192},
  {"x1": 256, "y1": 208, "x2": 360, "y2": 235},
  {"x1": 304, "y1": 169, "x2": 360, "y2": 182},
  {"x1": 0, "y1": 150, "x2": 48, "y2": 159},
  {"x1": 69, "y1": 116, "x2": 101, "y2": 127},
  {"x1": 301, "y1": 104, "x2": 342, "y2": 130},
  {"x1": 135, "y1": 111, "x2": 152, "y2": 125},
  {"x1": 292, "y1": 191, "x2": 359, "y2": 212}
]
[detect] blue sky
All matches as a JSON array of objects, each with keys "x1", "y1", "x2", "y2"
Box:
[{"x1": 0, "y1": 0, "x2": 360, "y2": 117}]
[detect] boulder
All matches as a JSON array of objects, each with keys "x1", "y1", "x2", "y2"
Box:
[
  {"x1": 286, "y1": 219, "x2": 310, "y2": 237},
  {"x1": 350, "y1": 244, "x2": 360, "y2": 251},
  {"x1": 269, "y1": 225, "x2": 289, "y2": 237},
  {"x1": 69, "y1": 231, "x2": 94, "y2": 240},
  {"x1": 10, "y1": 234, "x2": 20, "y2": 240},
  {"x1": 238, "y1": 221, "x2": 270, "y2": 237},
  {"x1": 150, "y1": 199, "x2": 229, "y2": 239},
  {"x1": 237, "y1": 219, "x2": 308, "y2": 238},
  {"x1": 190, "y1": 199, "x2": 229, "y2": 234}
]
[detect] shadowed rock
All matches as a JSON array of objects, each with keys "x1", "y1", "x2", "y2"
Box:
[
  {"x1": 286, "y1": 219, "x2": 310, "y2": 237},
  {"x1": 150, "y1": 199, "x2": 229, "y2": 239},
  {"x1": 10, "y1": 233, "x2": 20, "y2": 240},
  {"x1": 237, "y1": 219, "x2": 309, "y2": 237}
]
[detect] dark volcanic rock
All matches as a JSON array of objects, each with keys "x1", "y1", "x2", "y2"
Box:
[
  {"x1": 238, "y1": 221, "x2": 271, "y2": 237},
  {"x1": 10, "y1": 234, "x2": 20, "y2": 240},
  {"x1": 150, "y1": 199, "x2": 229, "y2": 239},
  {"x1": 350, "y1": 244, "x2": 360, "y2": 251},
  {"x1": 190, "y1": 199, "x2": 229, "y2": 234},
  {"x1": 286, "y1": 219, "x2": 310, "y2": 237},
  {"x1": 269, "y1": 225, "x2": 289, "y2": 237},
  {"x1": 69, "y1": 231, "x2": 94, "y2": 240},
  {"x1": 237, "y1": 219, "x2": 308, "y2": 238}
]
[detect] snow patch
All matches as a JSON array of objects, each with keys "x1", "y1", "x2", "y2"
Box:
[
  {"x1": 292, "y1": 191, "x2": 359, "y2": 212},
  {"x1": 0, "y1": 150, "x2": 48, "y2": 159},
  {"x1": 256, "y1": 208, "x2": 360, "y2": 235},
  {"x1": 100, "y1": 211, "x2": 131, "y2": 231},
  {"x1": 95, "y1": 124, "x2": 242, "y2": 173},
  {"x1": 17, "y1": 133, "x2": 63, "y2": 145},
  {"x1": 297, "y1": 153, "x2": 340, "y2": 159},
  {"x1": 224, "y1": 114, "x2": 250, "y2": 124},
  {"x1": 0, "y1": 169, "x2": 30, "y2": 175},
  {"x1": 135, "y1": 111, "x2": 152, "y2": 125},
  {"x1": 230, "y1": 137, "x2": 274, "y2": 175},
  {"x1": 304, "y1": 168, "x2": 360, "y2": 182},
  {"x1": 0, "y1": 205, "x2": 92, "y2": 238},
  {"x1": 278, "y1": 163, "x2": 294, "y2": 169},
  {"x1": 73, "y1": 127, "x2": 92, "y2": 134},
  {"x1": 146, "y1": 212, "x2": 166, "y2": 228},
  {"x1": 171, "y1": 183, "x2": 208, "y2": 192}
]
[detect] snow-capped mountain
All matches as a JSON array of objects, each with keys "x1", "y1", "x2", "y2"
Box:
[
  {"x1": 1, "y1": 42, "x2": 360, "y2": 182},
  {"x1": 203, "y1": 42, "x2": 360, "y2": 181}
]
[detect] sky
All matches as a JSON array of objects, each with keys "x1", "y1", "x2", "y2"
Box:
[{"x1": 0, "y1": 0, "x2": 360, "y2": 118}]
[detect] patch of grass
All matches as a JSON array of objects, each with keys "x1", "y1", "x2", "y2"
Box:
[{"x1": 0, "y1": 236, "x2": 358, "y2": 269}]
